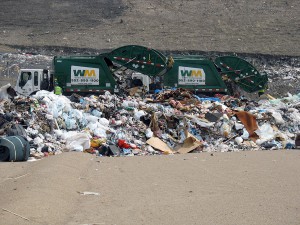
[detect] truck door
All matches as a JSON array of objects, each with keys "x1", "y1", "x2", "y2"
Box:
[
  {"x1": 40, "y1": 70, "x2": 49, "y2": 91},
  {"x1": 17, "y1": 71, "x2": 34, "y2": 95},
  {"x1": 33, "y1": 71, "x2": 40, "y2": 92},
  {"x1": 17, "y1": 70, "x2": 45, "y2": 96}
]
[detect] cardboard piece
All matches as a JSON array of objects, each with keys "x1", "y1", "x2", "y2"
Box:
[
  {"x1": 266, "y1": 94, "x2": 276, "y2": 100},
  {"x1": 149, "y1": 112, "x2": 160, "y2": 133},
  {"x1": 146, "y1": 137, "x2": 173, "y2": 154},
  {"x1": 128, "y1": 87, "x2": 140, "y2": 96},
  {"x1": 144, "y1": 98, "x2": 154, "y2": 103},
  {"x1": 175, "y1": 133, "x2": 203, "y2": 154},
  {"x1": 234, "y1": 111, "x2": 259, "y2": 141}
]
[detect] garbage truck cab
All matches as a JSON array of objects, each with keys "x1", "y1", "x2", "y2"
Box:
[
  {"x1": 15, "y1": 53, "x2": 153, "y2": 96},
  {"x1": 15, "y1": 69, "x2": 53, "y2": 96}
]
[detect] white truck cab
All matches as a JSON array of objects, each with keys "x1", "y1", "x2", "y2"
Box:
[
  {"x1": 14, "y1": 69, "x2": 151, "y2": 96},
  {"x1": 15, "y1": 69, "x2": 53, "y2": 96},
  {"x1": 131, "y1": 72, "x2": 150, "y2": 91}
]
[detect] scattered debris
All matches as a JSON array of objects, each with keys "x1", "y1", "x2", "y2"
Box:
[
  {"x1": 0, "y1": 83, "x2": 299, "y2": 161},
  {"x1": 79, "y1": 192, "x2": 100, "y2": 196},
  {"x1": 2, "y1": 208, "x2": 30, "y2": 221},
  {"x1": 0, "y1": 83, "x2": 17, "y2": 101},
  {"x1": 6, "y1": 173, "x2": 29, "y2": 180}
]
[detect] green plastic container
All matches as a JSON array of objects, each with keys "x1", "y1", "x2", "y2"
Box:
[{"x1": 0, "y1": 136, "x2": 30, "y2": 162}]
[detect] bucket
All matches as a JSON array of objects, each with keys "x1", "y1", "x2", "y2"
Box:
[{"x1": 0, "y1": 136, "x2": 30, "y2": 162}]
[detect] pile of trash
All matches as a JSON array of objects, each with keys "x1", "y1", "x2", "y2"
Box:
[{"x1": 0, "y1": 87, "x2": 299, "y2": 161}]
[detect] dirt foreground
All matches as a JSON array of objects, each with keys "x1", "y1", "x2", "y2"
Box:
[{"x1": 1, "y1": 150, "x2": 300, "y2": 225}]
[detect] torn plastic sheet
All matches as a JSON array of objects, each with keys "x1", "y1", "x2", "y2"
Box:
[
  {"x1": 255, "y1": 123, "x2": 276, "y2": 143},
  {"x1": 185, "y1": 115, "x2": 215, "y2": 128}
]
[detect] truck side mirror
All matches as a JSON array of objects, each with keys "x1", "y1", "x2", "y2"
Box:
[{"x1": 7, "y1": 86, "x2": 17, "y2": 98}]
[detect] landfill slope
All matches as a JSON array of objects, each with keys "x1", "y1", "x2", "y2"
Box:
[{"x1": 0, "y1": 0, "x2": 299, "y2": 56}]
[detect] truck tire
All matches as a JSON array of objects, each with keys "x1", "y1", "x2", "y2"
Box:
[{"x1": 0, "y1": 136, "x2": 30, "y2": 162}]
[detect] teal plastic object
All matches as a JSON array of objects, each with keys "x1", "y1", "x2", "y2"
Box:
[
  {"x1": 214, "y1": 56, "x2": 268, "y2": 93},
  {"x1": 106, "y1": 45, "x2": 168, "y2": 76},
  {"x1": 0, "y1": 136, "x2": 30, "y2": 162}
]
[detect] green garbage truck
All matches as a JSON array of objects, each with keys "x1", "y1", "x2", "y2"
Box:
[{"x1": 15, "y1": 45, "x2": 268, "y2": 96}]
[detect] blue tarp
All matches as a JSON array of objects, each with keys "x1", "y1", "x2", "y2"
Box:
[{"x1": 193, "y1": 95, "x2": 221, "y2": 102}]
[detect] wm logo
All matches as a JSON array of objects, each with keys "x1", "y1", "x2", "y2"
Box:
[
  {"x1": 73, "y1": 69, "x2": 96, "y2": 77},
  {"x1": 180, "y1": 69, "x2": 203, "y2": 77}
]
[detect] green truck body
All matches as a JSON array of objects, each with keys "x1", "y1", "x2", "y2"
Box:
[
  {"x1": 15, "y1": 45, "x2": 268, "y2": 96},
  {"x1": 162, "y1": 56, "x2": 228, "y2": 93},
  {"x1": 54, "y1": 55, "x2": 118, "y2": 94}
]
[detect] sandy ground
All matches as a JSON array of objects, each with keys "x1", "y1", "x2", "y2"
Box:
[{"x1": 1, "y1": 150, "x2": 300, "y2": 225}]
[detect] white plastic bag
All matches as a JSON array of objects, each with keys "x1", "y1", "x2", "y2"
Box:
[
  {"x1": 271, "y1": 111, "x2": 285, "y2": 124},
  {"x1": 145, "y1": 128, "x2": 153, "y2": 138},
  {"x1": 64, "y1": 132, "x2": 91, "y2": 152},
  {"x1": 134, "y1": 110, "x2": 146, "y2": 120},
  {"x1": 255, "y1": 123, "x2": 275, "y2": 141}
]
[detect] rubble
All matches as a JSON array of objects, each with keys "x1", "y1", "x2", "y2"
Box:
[
  {"x1": 0, "y1": 85, "x2": 299, "y2": 161},
  {"x1": 0, "y1": 83, "x2": 17, "y2": 101}
]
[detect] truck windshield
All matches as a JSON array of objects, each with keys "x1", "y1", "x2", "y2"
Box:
[{"x1": 19, "y1": 72, "x2": 32, "y2": 87}]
